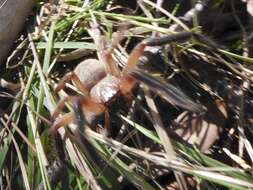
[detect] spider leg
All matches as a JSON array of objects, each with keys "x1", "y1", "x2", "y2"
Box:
[
  {"x1": 89, "y1": 25, "x2": 121, "y2": 77},
  {"x1": 119, "y1": 32, "x2": 212, "y2": 112},
  {"x1": 143, "y1": 32, "x2": 193, "y2": 46},
  {"x1": 122, "y1": 32, "x2": 193, "y2": 74},
  {"x1": 103, "y1": 51, "x2": 121, "y2": 77},
  {"x1": 52, "y1": 96, "x2": 71, "y2": 119},
  {"x1": 79, "y1": 96, "x2": 106, "y2": 115},
  {"x1": 120, "y1": 32, "x2": 194, "y2": 93},
  {"x1": 51, "y1": 96, "x2": 106, "y2": 134},
  {"x1": 51, "y1": 112, "x2": 75, "y2": 134},
  {"x1": 73, "y1": 96, "x2": 111, "y2": 136},
  {"x1": 55, "y1": 72, "x2": 89, "y2": 96},
  {"x1": 129, "y1": 70, "x2": 205, "y2": 113},
  {"x1": 122, "y1": 31, "x2": 219, "y2": 73},
  {"x1": 143, "y1": 32, "x2": 219, "y2": 49},
  {"x1": 102, "y1": 31, "x2": 125, "y2": 77},
  {"x1": 51, "y1": 96, "x2": 79, "y2": 134}
]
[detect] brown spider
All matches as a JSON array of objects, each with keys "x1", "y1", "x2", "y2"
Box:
[{"x1": 51, "y1": 29, "x2": 206, "y2": 135}]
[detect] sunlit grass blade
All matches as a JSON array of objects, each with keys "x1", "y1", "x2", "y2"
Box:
[
  {"x1": 36, "y1": 42, "x2": 96, "y2": 50},
  {"x1": 120, "y1": 115, "x2": 253, "y2": 189}
]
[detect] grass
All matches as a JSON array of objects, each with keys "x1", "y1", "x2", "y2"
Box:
[{"x1": 1, "y1": 0, "x2": 253, "y2": 189}]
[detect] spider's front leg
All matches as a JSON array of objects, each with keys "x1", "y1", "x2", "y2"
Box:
[
  {"x1": 122, "y1": 31, "x2": 216, "y2": 74},
  {"x1": 123, "y1": 32, "x2": 194, "y2": 74},
  {"x1": 120, "y1": 32, "x2": 205, "y2": 113},
  {"x1": 120, "y1": 32, "x2": 194, "y2": 91}
]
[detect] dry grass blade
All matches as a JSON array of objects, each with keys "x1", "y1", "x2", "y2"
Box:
[
  {"x1": 144, "y1": 90, "x2": 189, "y2": 190},
  {"x1": 3, "y1": 114, "x2": 36, "y2": 153},
  {"x1": 1, "y1": 119, "x2": 31, "y2": 190},
  {"x1": 63, "y1": 128, "x2": 102, "y2": 190},
  {"x1": 85, "y1": 127, "x2": 253, "y2": 189},
  {"x1": 141, "y1": 0, "x2": 189, "y2": 30}
]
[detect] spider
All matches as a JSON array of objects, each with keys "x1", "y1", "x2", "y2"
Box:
[{"x1": 51, "y1": 29, "x2": 206, "y2": 135}]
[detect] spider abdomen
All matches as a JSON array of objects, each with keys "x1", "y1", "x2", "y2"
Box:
[{"x1": 74, "y1": 59, "x2": 106, "y2": 90}]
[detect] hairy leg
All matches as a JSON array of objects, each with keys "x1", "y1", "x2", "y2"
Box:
[{"x1": 55, "y1": 72, "x2": 89, "y2": 96}]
